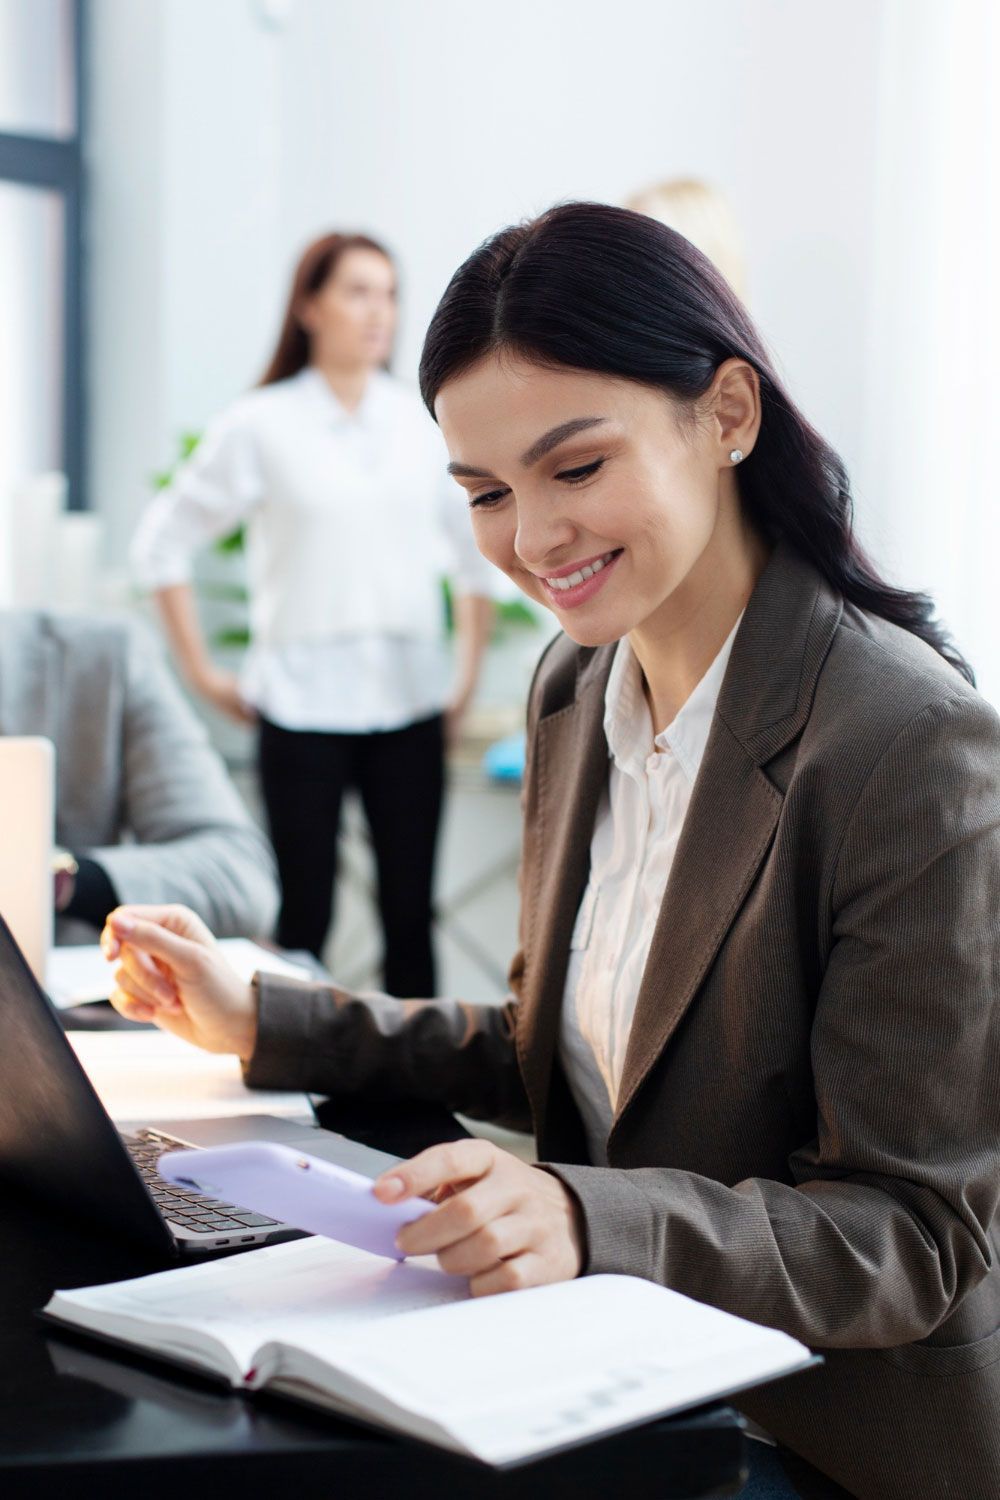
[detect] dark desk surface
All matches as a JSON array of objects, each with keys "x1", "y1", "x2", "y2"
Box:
[{"x1": 0, "y1": 1013, "x2": 748, "y2": 1499}]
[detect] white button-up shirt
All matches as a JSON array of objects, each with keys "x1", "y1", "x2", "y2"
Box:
[
  {"x1": 558, "y1": 618, "x2": 741, "y2": 1165},
  {"x1": 131, "y1": 368, "x2": 498, "y2": 733}
]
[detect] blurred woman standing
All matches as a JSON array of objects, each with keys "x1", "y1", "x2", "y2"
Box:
[{"x1": 132, "y1": 233, "x2": 495, "y2": 991}]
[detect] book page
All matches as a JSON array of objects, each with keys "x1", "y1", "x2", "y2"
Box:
[
  {"x1": 297, "y1": 1272, "x2": 812, "y2": 1466},
  {"x1": 47, "y1": 1236, "x2": 468, "y2": 1379}
]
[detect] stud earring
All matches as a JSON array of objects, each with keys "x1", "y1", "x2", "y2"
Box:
[{"x1": 729, "y1": 449, "x2": 744, "y2": 464}]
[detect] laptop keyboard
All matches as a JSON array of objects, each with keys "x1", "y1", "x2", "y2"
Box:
[{"x1": 125, "y1": 1131, "x2": 280, "y2": 1236}]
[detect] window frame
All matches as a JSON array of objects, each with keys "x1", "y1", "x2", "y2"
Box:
[{"x1": 0, "y1": 0, "x2": 86, "y2": 510}]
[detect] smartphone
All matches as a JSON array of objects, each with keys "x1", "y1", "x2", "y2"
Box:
[{"x1": 158, "y1": 1141, "x2": 434, "y2": 1261}]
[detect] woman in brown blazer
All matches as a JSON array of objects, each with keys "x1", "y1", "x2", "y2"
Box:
[{"x1": 105, "y1": 204, "x2": 1000, "y2": 1500}]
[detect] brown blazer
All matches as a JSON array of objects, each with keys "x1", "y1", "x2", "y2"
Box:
[{"x1": 246, "y1": 544, "x2": 1000, "y2": 1500}]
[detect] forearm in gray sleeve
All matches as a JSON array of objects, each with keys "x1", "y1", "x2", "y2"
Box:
[
  {"x1": 94, "y1": 822, "x2": 278, "y2": 937},
  {"x1": 243, "y1": 976, "x2": 531, "y2": 1128}
]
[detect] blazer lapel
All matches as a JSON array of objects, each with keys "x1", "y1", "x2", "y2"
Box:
[
  {"x1": 612, "y1": 723, "x2": 781, "y2": 1125},
  {"x1": 612, "y1": 543, "x2": 843, "y2": 1133},
  {"x1": 515, "y1": 649, "x2": 613, "y2": 1144}
]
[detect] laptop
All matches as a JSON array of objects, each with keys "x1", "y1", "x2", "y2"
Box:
[
  {"x1": 0, "y1": 912, "x2": 400, "y2": 1255},
  {"x1": 0, "y1": 737, "x2": 54, "y2": 983}
]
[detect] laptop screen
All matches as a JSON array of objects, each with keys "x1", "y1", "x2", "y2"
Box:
[
  {"x1": 0, "y1": 736, "x2": 54, "y2": 982},
  {"x1": 0, "y1": 912, "x2": 171, "y2": 1252}
]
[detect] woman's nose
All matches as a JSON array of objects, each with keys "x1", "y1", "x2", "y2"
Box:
[{"x1": 514, "y1": 503, "x2": 576, "y2": 570}]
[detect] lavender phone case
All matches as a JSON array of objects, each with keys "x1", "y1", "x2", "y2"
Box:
[{"x1": 158, "y1": 1141, "x2": 434, "y2": 1261}]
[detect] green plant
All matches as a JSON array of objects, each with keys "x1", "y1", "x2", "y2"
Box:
[
  {"x1": 440, "y1": 579, "x2": 541, "y2": 640},
  {"x1": 151, "y1": 430, "x2": 201, "y2": 490}
]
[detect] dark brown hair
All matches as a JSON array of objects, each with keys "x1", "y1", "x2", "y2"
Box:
[
  {"x1": 259, "y1": 232, "x2": 394, "y2": 387},
  {"x1": 420, "y1": 202, "x2": 972, "y2": 683}
]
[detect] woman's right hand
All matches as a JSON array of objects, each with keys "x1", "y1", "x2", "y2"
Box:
[
  {"x1": 101, "y1": 904, "x2": 258, "y2": 1058},
  {"x1": 192, "y1": 666, "x2": 257, "y2": 725}
]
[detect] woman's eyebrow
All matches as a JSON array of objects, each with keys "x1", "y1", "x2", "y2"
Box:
[
  {"x1": 446, "y1": 416, "x2": 609, "y2": 480},
  {"x1": 520, "y1": 417, "x2": 608, "y2": 467}
]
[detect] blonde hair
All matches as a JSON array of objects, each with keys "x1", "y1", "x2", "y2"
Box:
[{"x1": 624, "y1": 178, "x2": 748, "y2": 300}]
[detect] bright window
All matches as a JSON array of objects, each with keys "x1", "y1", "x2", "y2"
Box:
[{"x1": 0, "y1": 0, "x2": 84, "y2": 510}]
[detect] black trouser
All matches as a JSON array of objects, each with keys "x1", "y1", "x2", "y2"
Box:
[{"x1": 258, "y1": 713, "x2": 444, "y2": 996}]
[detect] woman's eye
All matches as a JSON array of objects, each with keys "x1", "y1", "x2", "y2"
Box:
[
  {"x1": 468, "y1": 459, "x2": 603, "y2": 509},
  {"x1": 556, "y1": 459, "x2": 605, "y2": 484}
]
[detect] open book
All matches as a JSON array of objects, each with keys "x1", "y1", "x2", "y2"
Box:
[{"x1": 43, "y1": 1237, "x2": 814, "y2": 1467}]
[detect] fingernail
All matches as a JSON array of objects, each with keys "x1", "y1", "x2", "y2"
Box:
[
  {"x1": 112, "y1": 912, "x2": 134, "y2": 934},
  {"x1": 378, "y1": 1175, "x2": 405, "y2": 1200}
]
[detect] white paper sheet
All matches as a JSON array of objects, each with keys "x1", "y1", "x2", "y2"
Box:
[
  {"x1": 47, "y1": 938, "x2": 311, "y2": 1009},
  {"x1": 67, "y1": 1028, "x2": 313, "y2": 1122}
]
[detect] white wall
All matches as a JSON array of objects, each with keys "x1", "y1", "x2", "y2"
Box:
[
  {"x1": 861, "y1": 0, "x2": 1000, "y2": 701},
  {"x1": 279, "y1": 0, "x2": 884, "y2": 478},
  {"x1": 88, "y1": 0, "x2": 886, "y2": 572}
]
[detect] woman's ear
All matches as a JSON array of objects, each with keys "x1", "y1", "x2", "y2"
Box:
[{"x1": 710, "y1": 358, "x2": 761, "y2": 463}]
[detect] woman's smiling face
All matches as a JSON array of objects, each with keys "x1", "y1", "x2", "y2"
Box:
[{"x1": 435, "y1": 352, "x2": 756, "y2": 648}]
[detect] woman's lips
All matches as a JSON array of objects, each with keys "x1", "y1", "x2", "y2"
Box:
[{"x1": 538, "y1": 549, "x2": 623, "y2": 608}]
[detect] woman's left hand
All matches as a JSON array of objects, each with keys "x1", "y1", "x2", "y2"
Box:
[
  {"x1": 444, "y1": 690, "x2": 471, "y2": 751},
  {"x1": 373, "y1": 1140, "x2": 585, "y2": 1296}
]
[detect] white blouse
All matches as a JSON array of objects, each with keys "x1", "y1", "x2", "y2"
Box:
[
  {"x1": 131, "y1": 369, "x2": 498, "y2": 733},
  {"x1": 558, "y1": 619, "x2": 742, "y2": 1165}
]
